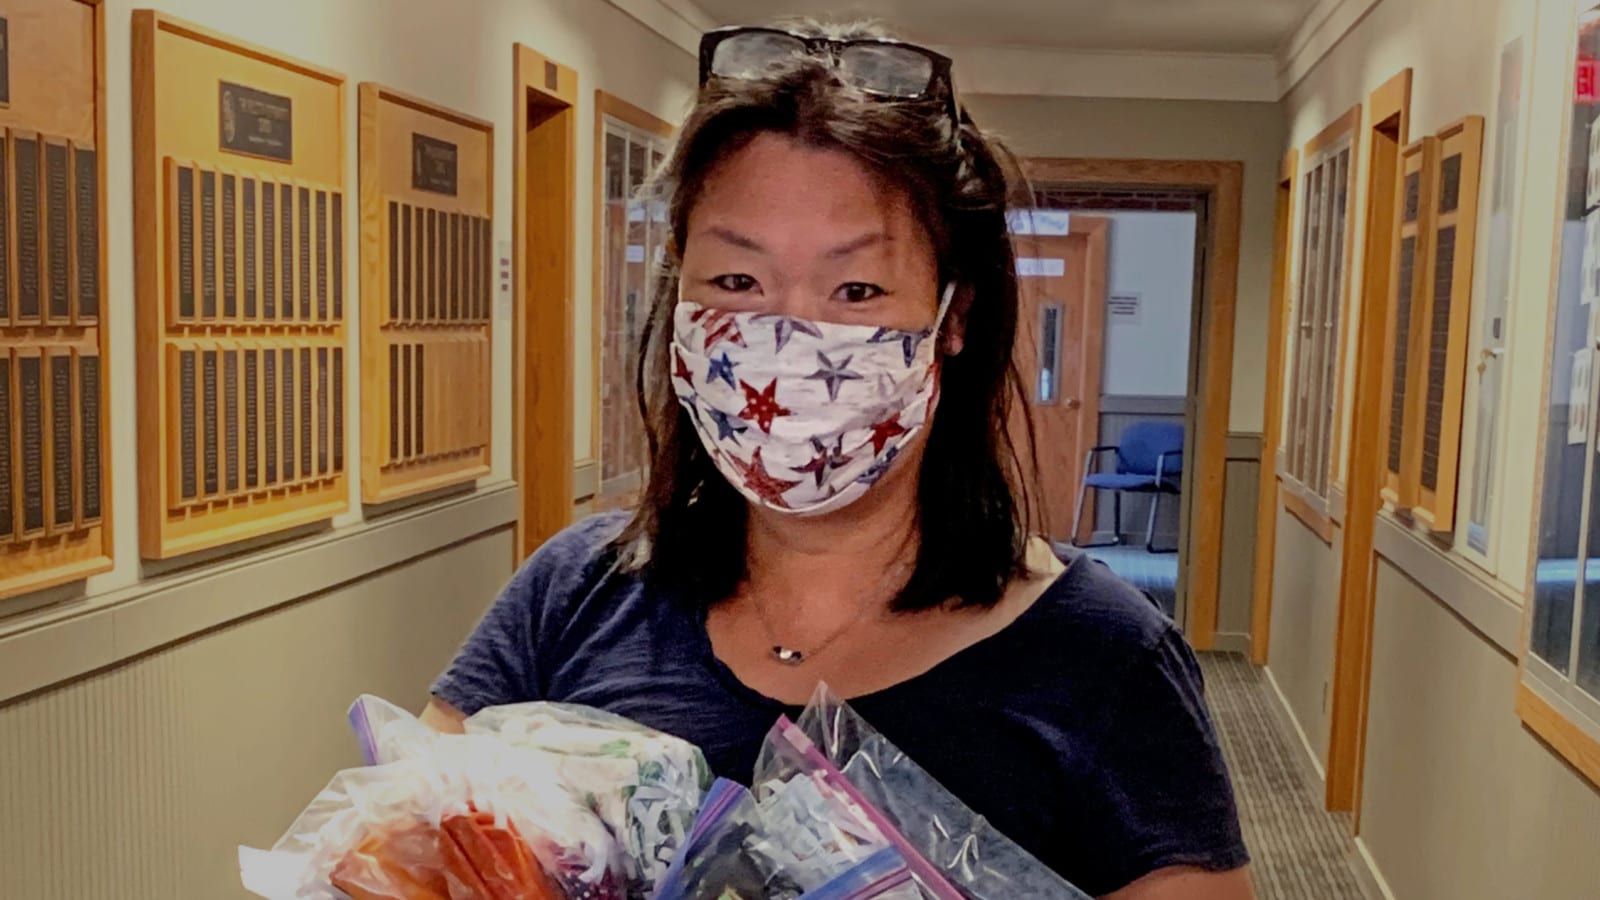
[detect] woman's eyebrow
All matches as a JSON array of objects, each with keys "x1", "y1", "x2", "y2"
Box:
[
  {"x1": 698, "y1": 226, "x2": 890, "y2": 258},
  {"x1": 825, "y1": 232, "x2": 891, "y2": 259}
]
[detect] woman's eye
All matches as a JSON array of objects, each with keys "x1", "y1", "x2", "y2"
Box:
[
  {"x1": 835, "y1": 282, "x2": 887, "y2": 303},
  {"x1": 709, "y1": 274, "x2": 758, "y2": 293}
]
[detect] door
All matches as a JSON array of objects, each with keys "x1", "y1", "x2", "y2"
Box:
[{"x1": 1011, "y1": 215, "x2": 1108, "y2": 543}]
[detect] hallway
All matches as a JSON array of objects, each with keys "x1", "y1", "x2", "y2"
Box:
[{"x1": 1200, "y1": 653, "x2": 1367, "y2": 900}]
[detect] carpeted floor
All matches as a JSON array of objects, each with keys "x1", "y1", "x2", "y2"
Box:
[{"x1": 1198, "y1": 652, "x2": 1369, "y2": 900}]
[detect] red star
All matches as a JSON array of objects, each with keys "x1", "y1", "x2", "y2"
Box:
[
  {"x1": 672, "y1": 345, "x2": 694, "y2": 383},
  {"x1": 703, "y1": 310, "x2": 747, "y2": 351},
  {"x1": 729, "y1": 446, "x2": 800, "y2": 508},
  {"x1": 738, "y1": 379, "x2": 792, "y2": 433},
  {"x1": 868, "y1": 413, "x2": 908, "y2": 455}
]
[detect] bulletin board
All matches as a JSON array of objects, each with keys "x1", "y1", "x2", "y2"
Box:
[
  {"x1": 131, "y1": 11, "x2": 348, "y2": 559},
  {"x1": 0, "y1": 0, "x2": 113, "y2": 599},
  {"x1": 357, "y1": 83, "x2": 492, "y2": 504}
]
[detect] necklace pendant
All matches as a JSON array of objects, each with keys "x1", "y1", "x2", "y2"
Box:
[{"x1": 772, "y1": 646, "x2": 806, "y2": 666}]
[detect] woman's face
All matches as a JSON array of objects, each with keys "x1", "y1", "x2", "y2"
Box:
[{"x1": 679, "y1": 132, "x2": 941, "y2": 333}]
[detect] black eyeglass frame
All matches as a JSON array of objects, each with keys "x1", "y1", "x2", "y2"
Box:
[{"x1": 697, "y1": 25, "x2": 960, "y2": 123}]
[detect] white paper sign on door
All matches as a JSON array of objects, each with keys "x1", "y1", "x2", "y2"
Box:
[{"x1": 1016, "y1": 257, "x2": 1065, "y2": 277}]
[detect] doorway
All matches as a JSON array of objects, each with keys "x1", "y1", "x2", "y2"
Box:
[
  {"x1": 1020, "y1": 159, "x2": 1243, "y2": 650},
  {"x1": 512, "y1": 45, "x2": 578, "y2": 560}
]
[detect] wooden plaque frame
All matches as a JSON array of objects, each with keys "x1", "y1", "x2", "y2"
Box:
[
  {"x1": 357, "y1": 83, "x2": 492, "y2": 504},
  {"x1": 132, "y1": 11, "x2": 348, "y2": 559},
  {"x1": 1411, "y1": 116, "x2": 1485, "y2": 532},
  {"x1": 1380, "y1": 136, "x2": 1438, "y2": 510},
  {"x1": 0, "y1": 0, "x2": 112, "y2": 599}
]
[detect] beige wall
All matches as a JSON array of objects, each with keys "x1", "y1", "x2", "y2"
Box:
[
  {"x1": 1267, "y1": 510, "x2": 1344, "y2": 769},
  {"x1": 1362, "y1": 558, "x2": 1600, "y2": 899},
  {"x1": 962, "y1": 94, "x2": 1285, "y2": 434}
]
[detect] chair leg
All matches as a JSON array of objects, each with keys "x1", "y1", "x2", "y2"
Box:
[
  {"x1": 1113, "y1": 492, "x2": 1123, "y2": 545},
  {"x1": 1147, "y1": 492, "x2": 1178, "y2": 554},
  {"x1": 1071, "y1": 486, "x2": 1121, "y2": 549},
  {"x1": 1070, "y1": 479, "x2": 1090, "y2": 547}
]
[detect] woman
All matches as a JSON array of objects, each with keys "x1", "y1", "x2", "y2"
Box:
[{"x1": 425, "y1": 22, "x2": 1251, "y2": 899}]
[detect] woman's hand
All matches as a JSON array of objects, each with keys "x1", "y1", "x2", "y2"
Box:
[
  {"x1": 1104, "y1": 865, "x2": 1253, "y2": 900},
  {"x1": 419, "y1": 697, "x2": 467, "y2": 734}
]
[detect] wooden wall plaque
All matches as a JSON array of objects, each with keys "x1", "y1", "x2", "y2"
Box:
[
  {"x1": 1379, "y1": 136, "x2": 1437, "y2": 511},
  {"x1": 0, "y1": 0, "x2": 112, "y2": 600},
  {"x1": 133, "y1": 11, "x2": 347, "y2": 558},
  {"x1": 358, "y1": 83, "x2": 491, "y2": 503}
]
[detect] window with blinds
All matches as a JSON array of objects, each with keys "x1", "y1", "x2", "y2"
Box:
[{"x1": 1282, "y1": 134, "x2": 1356, "y2": 505}]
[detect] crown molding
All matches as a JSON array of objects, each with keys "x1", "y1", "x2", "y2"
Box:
[
  {"x1": 1277, "y1": 0, "x2": 1386, "y2": 95},
  {"x1": 943, "y1": 43, "x2": 1280, "y2": 102},
  {"x1": 602, "y1": 0, "x2": 714, "y2": 56}
]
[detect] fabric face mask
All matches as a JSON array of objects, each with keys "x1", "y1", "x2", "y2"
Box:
[{"x1": 671, "y1": 285, "x2": 954, "y2": 517}]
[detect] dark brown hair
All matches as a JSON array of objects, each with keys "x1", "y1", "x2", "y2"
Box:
[{"x1": 616, "y1": 21, "x2": 1035, "y2": 612}]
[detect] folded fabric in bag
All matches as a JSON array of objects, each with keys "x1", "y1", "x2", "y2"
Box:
[
  {"x1": 351, "y1": 696, "x2": 709, "y2": 896},
  {"x1": 788, "y1": 687, "x2": 1094, "y2": 900}
]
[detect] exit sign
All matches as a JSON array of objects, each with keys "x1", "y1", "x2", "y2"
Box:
[{"x1": 1580, "y1": 58, "x2": 1599, "y2": 103}]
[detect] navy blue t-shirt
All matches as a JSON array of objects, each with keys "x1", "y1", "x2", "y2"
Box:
[{"x1": 432, "y1": 513, "x2": 1248, "y2": 896}]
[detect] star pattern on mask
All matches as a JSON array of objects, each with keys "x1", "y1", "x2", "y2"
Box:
[
  {"x1": 706, "y1": 351, "x2": 739, "y2": 389},
  {"x1": 753, "y1": 314, "x2": 824, "y2": 352},
  {"x1": 703, "y1": 310, "x2": 748, "y2": 351},
  {"x1": 707, "y1": 406, "x2": 748, "y2": 443},
  {"x1": 794, "y1": 436, "x2": 853, "y2": 488},
  {"x1": 739, "y1": 379, "x2": 793, "y2": 433},
  {"x1": 868, "y1": 327, "x2": 927, "y2": 367},
  {"x1": 672, "y1": 346, "x2": 695, "y2": 384},
  {"x1": 868, "y1": 412, "x2": 908, "y2": 455},
  {"x1": 805, "y1": 351, "x2": 864, "y2": 402},
  {"x1": 730, "y1": 446, "x2": 800, "y2": 508},
  {"x1": 858, "y1": 446, "x2": 900, "y2": 485}
]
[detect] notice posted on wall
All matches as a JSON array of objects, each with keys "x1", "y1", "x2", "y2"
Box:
[
  {"x1": 1571, "y1": 347, "x2": 1593, "y2": 446},
  {"x1": 1108, "y1": 291, "x2": 1142, "y2": 324}
]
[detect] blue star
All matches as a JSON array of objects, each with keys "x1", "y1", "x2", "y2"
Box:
[
  {"x1": 868, "y1": 327, "x2": 926, "y2": 366},
  {"x1": 706, "y1": 352, "x2": 739, "y2": 389},
  {"x1": 754, "y1": 315, "x2": 824, "y2": 352},
  {"x1": 707, "y1": 406, "x2": 748, "y2": 444},
  {"x1": 805, "y1": 351, "x2": 864, "y2": 401},
  {"x1": 794, "y1": 437, "x2": 853, "y2": 487},
  {"x1": 857, "y1": 446, "x2": 901, "y2": 485}
]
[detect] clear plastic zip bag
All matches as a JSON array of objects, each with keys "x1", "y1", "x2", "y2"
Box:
[{"x1": 786, "y1": 686, "x2": 1094, "y2": 900}]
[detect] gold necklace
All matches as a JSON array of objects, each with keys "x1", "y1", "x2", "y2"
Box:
[{"x1": 750, "y1": 554, "x2": 913, "y2": 666}]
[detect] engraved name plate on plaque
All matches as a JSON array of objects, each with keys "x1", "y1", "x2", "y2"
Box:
[
  {"x1": 316, "y1": 190, "x2": 328, "y2": 321},
  {"x1": 426, "y1": 208, "x2": 437, "y2": 321},
  {"x1": 332, "y1": 347, "x2": 344, "y2": 472},
  {"x1": 262, "y1": 179, "x2": 276, "y2": 319},
  {"x1": 298, "y1": 187, "x2": 311, "y2": 320},
  {"x1": 200, "y1": 170, "x2": 217, "y2": 319},
  {"x1": 202, "y1": 349, "x2": 218, "y2": 496},
  {"x1": 0, "y1": 18, "x2": 10, "y2": 106},
  {"x1": 447, "y1": 212, "x2": 458, "y2": 321},
  {"x1": 80, "y1": 355, "x2": 101, "y2": 522},
  {"x1": 412, "y1": 133, "x2": 459, "y2": 196},
  {"x1": 20, "y1": 356, "x2": 43, "y2": 533},
  {"x1": 479, "y1": 216, "x2": 491, "y2": 320},
  {"x1": 0, "y1": 357, "x2": 11, "y2": 538},
  {"x1": 219, "y1": 82, "x2": 294, "y2": 163},
  {"x1": 264, "y1": 349, "x2": 278, "y2": 485},
  {"x1": 177, "y1": 165, "x2": 195, "y2": 319},
  {"x1": 281, "y1": 347, "x2": 295, "y2": 478},
  {"x1": 224, "y1": 350, "x2": 239, "y2": 493},
  {"x1": 402, "y1": 204, "x2": 413, "y2": 320},
  {"x1": 179, "y1": 350, "x2": 197, "y2": 500},
  {"x1": 401, "y1": 344, "x2": 412, "y2": 459},
  {"x1": 45, "y1": 142, "x2": 70, "y2": 322},
  {"x1": 298, "y1": 347, "x2": 312, "y2": 477},
  {"x1": 388, "y1": 344, "x2": 400, "y2": 461},
  {"x1": 388, "y1": 201, "x2": 399, "y2": 321},
  {"x1": 332, "y1": 193, "x2": 344, "y2": 319},
  {"x1": 414, "y1": 344, "x2": 425, "y2": 456},
  {"x1": 50, "y1": 355, "x2": 73, "y2": 527},
  {"x1": 317, "y1": 347, "x2": 328, "y2": 475},
  {"x1": 17, "y1": 137, "x2": 40, "y2": 320},
  {"x1": 280, "y1": 183, "x2": 293, "y2": 320},
  {"x1": 222, "y1": 173, "x2": 237, "y2": 318},
  {"x1": 243, "y1": 178, "x2": 257, "y2": 318},
  {"x1": 75, "y1": 146, "x2": 99, "y2": 321},
  {"x1": 244, "y1": 349, "x2": 258, "y2": 489}
]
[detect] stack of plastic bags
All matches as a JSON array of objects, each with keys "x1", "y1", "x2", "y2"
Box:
[{"x1": 240, "y1": 688, "x2": 1090, "y2": 899}]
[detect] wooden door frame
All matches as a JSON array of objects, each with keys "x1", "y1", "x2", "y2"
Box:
[
  {"x1": 512, "y1": 45, "x2": 578, "y2": 560},
  {"x1": 1021, "y1": 158, "x2": 1244, "y2": 651},
  {"x1": 1250, "y1": 151, "x2": 1300, "y2": 664},
  {"x1": 1327, "y1": 68, "x2": 1413, "y2": 818}
]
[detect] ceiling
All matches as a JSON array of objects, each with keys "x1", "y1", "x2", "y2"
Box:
[{"x1": 692, "y1": 0, "x2": 1319, "y2": 56}]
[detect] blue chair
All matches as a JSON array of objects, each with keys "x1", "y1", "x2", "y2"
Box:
[{"x1": 1072, "y1": 421, "x2": 1184, "y2": 553}]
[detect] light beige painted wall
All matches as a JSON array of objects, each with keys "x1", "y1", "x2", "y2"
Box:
[
  {"x1": 961, "y1": 94, "x2": 1285, "y2": 434},
  {"x1": 1362, "y1": 558, "x2": 1600, "y2": 899},
  {"x1": 1217, "y1": 454, "x2": 1262, "y2": 644},
  {"x1": 1267, "y1": 509, "x2": 1344, "y2": 768},
  {"x1": 0, "y1": 528, "x2": 514, "y2": 899},
  {"x1": 83, "y1": 0, "x2": 696, "y2": 603}
]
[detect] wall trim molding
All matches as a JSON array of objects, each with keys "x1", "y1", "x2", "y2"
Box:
[
  {"x1": 1371, "y1": 514, "x2": 1523, "y2": 657},
  {"x1": 1225, "y1": 432, "x2": 1263, "y2": 461},
  {"x1": 1352, "y1": 836, "x2": 1397, "y2": 900},
  {"x1": 1100, "y1": 394, "x2": 1187, "y2": 416},
  {"x1": 573, "y1": 461, "x2": 599, "y2": 503},
  {"x1": 1212, "y1": 631, "x2": 1252, "y2": 656},
  {"x1": 601, "y1": 0, "x2": 711, "y2": 55},
  {"x1": 0, "y1": 484, "x2": 521, "y2": 706},
  {"x1": 1276, "y1": 0, "x2": 1386, "y2": 96},
  {"x1": 1265, "y1": 663, "x2": 1330, "y2": 786}
]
